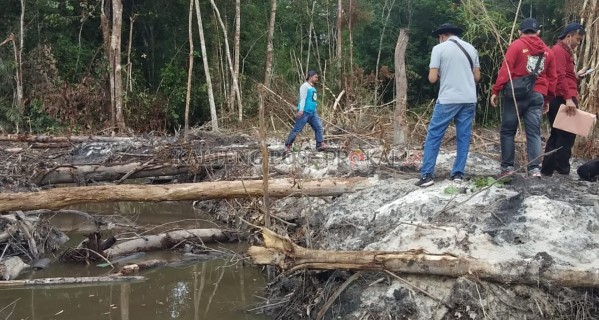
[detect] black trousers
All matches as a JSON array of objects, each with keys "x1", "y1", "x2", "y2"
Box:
[
  {"x1": 578, "y1": 159, "x2": 599, "y2": 181},
  {"x1": 541, "y1": 97, "x2": 577, "y2": 175}
]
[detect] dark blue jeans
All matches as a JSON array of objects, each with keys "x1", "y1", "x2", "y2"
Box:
[
  {"x1": 420, "y1": 102, "x2": 476, "y2": 178},
  {"x1": 285, "y1": 112, "x2": 324, "y2": 147},
  {"x1": 500, "y1": 92, "x2": 544, "y2": 170}
]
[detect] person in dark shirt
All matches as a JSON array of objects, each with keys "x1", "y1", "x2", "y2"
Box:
[{"x1": 541, "y1": 22, "x2": 588, "y2": 176}]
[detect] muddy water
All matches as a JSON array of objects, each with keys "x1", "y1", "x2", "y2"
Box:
[{"x1": 0, "y1": 202, "x2": 269, "y2": 320}]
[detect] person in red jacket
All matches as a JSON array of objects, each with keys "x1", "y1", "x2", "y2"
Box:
[
  {"x1": 490, "y1": 18, "x2": 557, "y2": 178},
  {"x1": 541, "y1": 22, "x2": 587, "y2": 177}
]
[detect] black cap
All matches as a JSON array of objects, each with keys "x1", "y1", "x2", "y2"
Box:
[
  {"x1": 306, "y1": 70, "x2": 318, "y2": 80},
  {"x1": 431, "y1": 23, "x2": 463, "y2": 38},
  {"x1": 558, "y1": 22, "x2": 585, "y2": 39},
  {"x1": 520, "y1": 18, "x2": 539, "y2": 33}
]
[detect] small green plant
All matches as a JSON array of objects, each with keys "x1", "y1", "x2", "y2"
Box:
[
  {"x1": 444, "y1": 186, "x2": 460, "y2": 195},
  {"x1": 473, "y1": 176, "x2": 503, "y2": 189}
]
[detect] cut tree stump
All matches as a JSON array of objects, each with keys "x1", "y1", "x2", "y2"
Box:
[
  {"x1": 0, "y1": 177, "x2": 375, "y2": 212},
  {"x1": 105, "y1": 228, "x2": 228, "y2": 258},
  {"x1": 30, "y1": 162, "x2": 219, "y2": 186},
  {"x1": 247, "y1": 229, "x2": 599, "y2": 288}
]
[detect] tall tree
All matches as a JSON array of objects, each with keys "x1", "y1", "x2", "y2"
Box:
[
  {"x1": 194, "y1": 0, "x2": 218, "y2": 131},
  {"x1": 111, "y1": 0, "x2": 126, "y2": 132},
  {"x1": 264, "y1": 0, "x2": 277, "y2": 88},
  {"x1": 393, "y1": 29, "x2": 408, "y2": 146},
  {"x1": 184, "y1": 0, "x2": 194, "y2": 139},
  {"x1": 209, "y1": 0, "x2": 243, "y2": 121},
  {"x1": 336, "y1": 0, "x2": 343, "y2": 66},
  {"x1": 579, "y1": 0, "x2": 598, "y2": 113},
  {"x1": 16, "y1": 0, "x2": 24, "y2": 116},
  {"x1": 101, "y1": 0, "x2": 126, "y2": 132},
  {"x1": 228, "y1": 0, "x2": 241, "y2": 113}
]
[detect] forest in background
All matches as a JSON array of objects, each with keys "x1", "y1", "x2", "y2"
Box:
[{"x1": 0, "y1": 0, "x2": 596, "y2": 135}]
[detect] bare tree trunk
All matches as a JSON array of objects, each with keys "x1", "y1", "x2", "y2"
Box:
[
  {"x1": 126, "y1": 15, "x2": 137, "y2": 94},
  {"x1": 258, "y1": 88, "x2": 270, "y2": 227},
  {"x1": 110, "y1": 0, "x2": 126, "y2": 132},
  {"x1": 16, "y1": 0, "x2": 25, "y2": 115},
  {"x1": 209, "y1": 0, "x2": 243, "y2": 122},
  {"x1": 0, "y1": 178, "x2": 376, "y2": 212},
  {"x1": 0, "y1": 276, "x2": 144, "y2": 287},
  {"x1": 348, "y1": 0, "x2": 354, "y2": 77},
  {"x1": 579, "y1": 0, "x2": 598, "y2": 113},
  {"x1": 100, "y1": 0, "x2": 114, "y2": 126},
  {"x1": 105, "y1": 229, "x2": 228, "y2": 258},
  {"x1": 336, "y1": 0, "x2": 343, "y2": 67},
  {"x1": 264, "y1": 0, "x2": 277, "y2": 87},
  {"x1": 305, "y1": 1, "x2": 316, "y2": 74},
  {"x1": 393, "y1": 29, "x2": 408, "y2": 146},
  {"x1": 184, "y1": 0, "x2": 195, "y2": 139},
  {"x1": 228, "y1": 0, "x2": 241, "y2": 113},
  {"x1": 374, "y1": 0, "x2": 396, "y2": 104},
  {"x1": 248, "y1": 229, "x2": 599, "y2": 288},
  {"x1": 194, "y1": 0, "x2": 219, "y2": 131}
]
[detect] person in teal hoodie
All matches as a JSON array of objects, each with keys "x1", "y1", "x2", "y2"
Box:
[{"x1": 284, "y1": 70, "x2": 329, "y2": 155}]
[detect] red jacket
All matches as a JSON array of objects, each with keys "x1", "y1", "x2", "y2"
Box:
[
  {"x1": 492, "y1": 35, "x2": 557, "y2": 99},
  {"x1": 552, "y1": 41, "x2": 578, "y2": 100}
]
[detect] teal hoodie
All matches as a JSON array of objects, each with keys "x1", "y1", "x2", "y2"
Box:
[{"x1": 297, "y1": 82, "x2": 317, "y2": 113}]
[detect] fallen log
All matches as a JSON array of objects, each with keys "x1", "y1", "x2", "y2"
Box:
[
  {"x1": 0, "y1": 177, "x2": 375, "y2": 212},
  {"x1": 0, "y1": 275, "x2": 144, "y2": 288},
  {"x1": 0, "y1": 134, "x2": 133, "y2": 143},
  {"x1": 247, "y1": 229, "x2": 599, "y2": 288},
  {"x1": 0, "y1": 257, "x2": 29, "y2": 280},
  {"x1": 30, "y1": 162, "x2": 219, "y2": 186},
  {"x1": 104, "y1": 228, "x2": 228, "y2": 258}
]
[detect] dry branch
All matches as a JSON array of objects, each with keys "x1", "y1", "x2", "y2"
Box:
[
  {"x1": 0, "y1": 177, "x2": 375, "y2": 212},
  {"x1": 0, "y1": 134, "x2": 132, "y2": 143},
  {"x1": 30, "y1": 162, "x2": 217, "y2": 186},
  {"x1": 247, "y1": 229, "x2": 599, "y2": 288},
  {"x1": 0, "y1": 275, "x2": 144, "y2": 288}
]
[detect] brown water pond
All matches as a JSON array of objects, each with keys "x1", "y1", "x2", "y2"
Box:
[{"x1": 0, "y1": 202, "x2": 268, "y2": 320}]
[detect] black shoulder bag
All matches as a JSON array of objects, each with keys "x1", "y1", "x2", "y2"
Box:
[
  {"x1": 449, "y1": 39, "x2": 474, "y2": 70},
  {"x1": 503, "y1": 52, "x2": 544, "y2": 100}
]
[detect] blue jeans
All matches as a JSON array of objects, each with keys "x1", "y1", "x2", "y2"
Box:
[
  {"x1": 285, "y1": 112, "x2": 324, "y2": 147},
  {"x1": 421, "y1": 102, "x2": 476, "y2": 178},
  {"x1": 500, "y1": 92, "x2": 543, "y2": 170}
]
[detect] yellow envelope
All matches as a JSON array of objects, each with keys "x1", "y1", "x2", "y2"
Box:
[{"x1": 553, "y1": 104, "x2": 597, "y2": 137}]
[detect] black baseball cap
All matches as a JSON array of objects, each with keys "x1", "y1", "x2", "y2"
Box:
[
  {"x1": 306, "y1": 70, "x2": 318, "y2": 80},
  {"x1": 558, "y1": 22, "x2": 585, "y2": 39},
  {"x1": 520, "y1": 18, "x2": 539, "y2": 33}
]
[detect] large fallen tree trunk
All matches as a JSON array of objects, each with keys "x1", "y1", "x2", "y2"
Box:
[
  {"x1": 105, "y1": 228, "x2": 228, "y2": 258},
  {"x1": 30, "y1": 162, "x2": 219, "y2": 186},
  {"x1": 0, "y1": 177, "x2": 375, "y2": 212},
  {"x1": 247, "y1": 229, "x2": 599, "y2": 288},
  {"x1": 0, "y1": 275, "x2": 144, "y2": 288},
  {"x1": 0, "y1": 134, "x2": 133, "y2": 143}
]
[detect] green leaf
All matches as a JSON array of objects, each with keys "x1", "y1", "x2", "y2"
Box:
[{"x1": 444, "y1": 186, "x2": 459, "y2": 195}]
